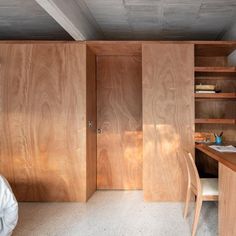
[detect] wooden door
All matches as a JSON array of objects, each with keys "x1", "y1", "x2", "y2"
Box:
[
  {"x1": 142, "y1": 44, "x2": 195, "y2": 201},
  {"x1": 97, "y1": 56, "x2": 142, "y2": 189}
]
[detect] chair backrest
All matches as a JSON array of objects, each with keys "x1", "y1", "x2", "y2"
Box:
[{"x1": 183, "y1": 151, "x2": 201, "y2": 195}]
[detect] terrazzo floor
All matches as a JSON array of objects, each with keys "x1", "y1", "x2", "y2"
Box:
[{"x1": 13, "y1": 191, "x2": 217, "y2": 236}]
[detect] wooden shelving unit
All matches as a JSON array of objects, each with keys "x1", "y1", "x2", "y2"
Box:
[
  {"x1": 195, "y1": 43, "x2": 236, "y2": 234},
  {"x1": 194, "y1": 43, "x2": 236, "y2": 142},
  {"x1": 195, "y1": 93, "x2": 236, "y2": 99},
  {"x1": 195, "y1": 118, "x2": 236, "y2": 124}
]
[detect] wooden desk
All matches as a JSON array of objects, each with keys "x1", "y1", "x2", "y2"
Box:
[
  {"x1": 195, "y1": 143, "x2": 236, "y2": 236},
  {"x1": 195, "y1": 143, "x2": 236, "y2": 172}
]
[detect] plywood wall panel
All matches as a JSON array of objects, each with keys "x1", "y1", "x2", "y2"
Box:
[
  {"x1": 142, "y1": 43, "x2": 194, "y2": 201},
  {"x1": 0, "y1": 43, "x2": 87, "y2": 201},
  {"x1": 0, "y1": 44, "x2": 38, "y2": 199},
  {"x1": 219, "y1": 164, "x2": 236, "y2": 236},
  {"x1": 97, "y1": 56, "x2": 142, "y2": 189}
]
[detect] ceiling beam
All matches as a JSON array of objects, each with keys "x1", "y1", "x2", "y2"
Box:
[{"x1": 35, "y1": 0, "x2": 103, "y2": 40}]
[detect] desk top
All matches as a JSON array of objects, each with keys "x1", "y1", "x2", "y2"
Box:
[{"x1": 195, "y1": 143, "x2": 236, "y2": 172}]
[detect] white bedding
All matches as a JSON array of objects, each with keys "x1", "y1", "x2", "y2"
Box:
[{"x1": 0, "y1": 176, "x2": 18, "y2": 236}]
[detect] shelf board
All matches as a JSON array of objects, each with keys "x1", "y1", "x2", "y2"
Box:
[
  {"x1": 195, "y1": 118, "x2": 236, "y2": 124},
  {"x1": 195, "y1": 67, "x2": 236, "y2": 73},
  {"x1": 195, "y1": 75, "x2": 236, "y2": 80},
  {"x1": 195, "y1": 93, "x2": 236, "y2": 99}
]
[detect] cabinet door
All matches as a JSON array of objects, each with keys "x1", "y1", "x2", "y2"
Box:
[
  {"x1": 0, "y1": 43, "x2": 87, "y2": 201},
  {"x1": 142, "y1": 43, "x2": 194, "y2": 201}
]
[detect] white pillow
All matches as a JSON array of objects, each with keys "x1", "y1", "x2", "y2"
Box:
[{"x1": 0, "y1": 176, "x2": 18, "y2": 236}]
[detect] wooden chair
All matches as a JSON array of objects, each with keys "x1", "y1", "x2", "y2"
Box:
[{"x1": 183, "y1": 152, "x2": 218, "y2": 236}]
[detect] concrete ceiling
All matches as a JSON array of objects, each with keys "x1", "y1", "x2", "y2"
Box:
[
  {"x1": 0, "y1": 0, "x2": 236, "y2": 40},
  {"x1": 78, "y1": 0, "x2": 236, "y2": 40},
  {"x1": 0, "y1": 0, "x2": 72, "y2": 40}
]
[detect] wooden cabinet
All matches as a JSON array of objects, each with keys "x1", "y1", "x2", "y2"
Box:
[
  {"x1": 0, "y1": 43, "x2": 94, "y2": 202},
  {"x1": 142, "y1": 43, "x2": 195, "y2": 201},
  {"x1": 2, "y1": 41, "x2": 230, "y2": 202}
]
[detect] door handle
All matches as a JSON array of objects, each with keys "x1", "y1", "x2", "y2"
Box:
[{"x1": 97, "y1": 128, "x2": 102, "y2": 134}]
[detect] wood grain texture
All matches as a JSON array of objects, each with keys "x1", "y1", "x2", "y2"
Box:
[
  {"x1": 0, "y1": 43, "x2": 88, "y2": 201},
  {"x1": 87, "y1": 41, "x2": 142, "y2": 56},
  {"x1": 142, "y1": 43, "x2": 195, "y2": 201},
  {"x1": 97, "y1": 56, "x2": 142, "y2": 189},
  {"x1": 86, "y1": 47, "x2": 97, "y2": 199},
  {"x1": 219, "y1": 164, "x2": 236, "y2": 236}
]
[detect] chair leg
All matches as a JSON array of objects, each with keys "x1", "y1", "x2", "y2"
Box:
[
  {"x1": 192, "y1": 195, "x2": 202, "y2": 236},
  {"x1": 184, "y1": 187, "x2": 191, "y2": 218}
]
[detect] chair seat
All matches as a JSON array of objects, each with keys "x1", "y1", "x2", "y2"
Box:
[{"x1": 200, "y1": 178, "x2": 218, "y2": 196}]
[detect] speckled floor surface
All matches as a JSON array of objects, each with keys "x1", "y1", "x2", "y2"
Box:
[{"x1": 13, "y1": 191, "x2": 217, "y2": 236}]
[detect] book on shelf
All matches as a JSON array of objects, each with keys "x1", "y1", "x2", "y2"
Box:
[
  {"x1": 195, "y1": 84, "x2": 215, "y2": 91},
  {"x1": 195, "y1": 90, "x2": 216, "y2": 93},
  {"x1": 194, "y1": 84, "x2": 220, "y2": 94}
]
